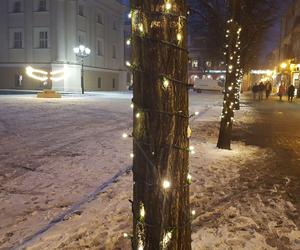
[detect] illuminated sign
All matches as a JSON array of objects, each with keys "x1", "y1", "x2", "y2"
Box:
[{"x1": 26, "y1": 66, "x2": 66, "y2": 82}]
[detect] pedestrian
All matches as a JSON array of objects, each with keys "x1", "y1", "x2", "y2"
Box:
[
  {"x1": 288, "y1": 84, "x2": 295, "y2": 102},
  {"x1": 278, "y1": 83, "x2": 286, "y2": 101},
  {"x1": 266, "y1": 81, "x2": 272, "y2": 99},
  {"x1": 252, "y1": 83, "x2": 259, "y2": 100},
  {"x1": 258, "y1": 82, "x2": 265, "y2": 101}
]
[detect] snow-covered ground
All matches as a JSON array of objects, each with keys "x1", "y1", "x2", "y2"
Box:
[{"x1": 0, "y1": 91, "x2": 300, "y2": 249}]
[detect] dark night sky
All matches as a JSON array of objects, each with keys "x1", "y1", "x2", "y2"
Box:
[{"x1": 122, "y1": 0, "x2": 292, "y2": 65}]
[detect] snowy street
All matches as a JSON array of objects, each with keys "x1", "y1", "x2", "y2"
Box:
[{"x1": 1, "y1": 92, "x2": 300, "y2": 249}]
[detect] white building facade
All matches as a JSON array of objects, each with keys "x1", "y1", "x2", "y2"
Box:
[{"x1": 0, "y1": 0, "x2": 127, "y2": 91}]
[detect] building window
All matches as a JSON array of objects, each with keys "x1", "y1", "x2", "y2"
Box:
[
  {"x1": 78, "y1": 4, "x2": 84, "y2": 17},
  {"x1": 15, "y1": 74, "x2": 22, "y2": 87},
  {"x1": 97, "y1": 13, "x2": 103, "y2": 24},
  {"x1": 112, "y1": 78, "x2": 116, "y2": 89},
  {"x1": 38, "y1": 0, "x2": 47, "y2": 11},
  {"x1": 13, "y1": 32, "x2": 23, "y2": 48},
  {"x1": 39, "y1": 31, "x2": 48, "y2": 48},
  {"x1": 13, "y1": 1, "x2": 22, "y2": 13},
  {"x1": 192, "y1": 59, "x2": 198, "y2": 68},
  {"x1": 112, "y1": 45, "x2": 116, "y2": 59},
  {"x1": 98, "y1": 77, "x2": 102, "y2": 88},
  {"x1": 113, "y1": 20, "x2": 117, "y2": 30},
  {"x1": 97, "y1": 39, "x2": 103, "y2": 56}
]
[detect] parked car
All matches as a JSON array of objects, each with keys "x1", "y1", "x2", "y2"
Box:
[{"x1": 193, "y1": 78, "x2": 225, "y2": 93}]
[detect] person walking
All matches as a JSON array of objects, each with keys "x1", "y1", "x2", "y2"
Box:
[
  {"x1": 288, "y1": 84, "x2": 295, "y2": 102},
  {"x1": 252, "y1": 83, "x2": 259, "y2": 100},
  {"x1": 258, "y1": 82, "x2": 265, "y2": 101},
  {"x1": 266, "y1": 81, "x2": 272, "y2": 99},
  {"x1": 278, "y1": 83, "x2": 286, "y2": 101}
]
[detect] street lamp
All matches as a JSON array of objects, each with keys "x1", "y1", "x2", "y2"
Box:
[{"x1": 73, "y1": 45, "x2": 91, "y2": 94}]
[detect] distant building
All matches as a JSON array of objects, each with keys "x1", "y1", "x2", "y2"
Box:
[{"x1": 0, "y1": 0, "x2": 127, "y2": 91}]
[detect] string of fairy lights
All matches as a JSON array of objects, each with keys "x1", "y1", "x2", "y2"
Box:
[
  {"x1": 220, "y1": 18, "x2": 242, "y2": 126},
  {"x1": 122, "y1": 1, "x2": 197, "y2": 249}
]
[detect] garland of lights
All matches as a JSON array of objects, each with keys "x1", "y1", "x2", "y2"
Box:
[
  {"x1": 123, "y1": 1, "x2": 194, "y2": 249},
  {"x1": 220, "y1": 19, "x2": 242, "y2": 127}
]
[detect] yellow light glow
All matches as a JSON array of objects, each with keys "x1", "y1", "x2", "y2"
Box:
[
  {"x1": 26, "y1": 66, "x2": 48, "y2": 82},
  {"x1": 281, "y1": 62, "x2": 287, "y2": 69},
  {"x1": 165, "y1": 2, "x2": 172, "y2": 10},
  {"x1": 163, "y1": 78, "x2": 170, "y2": 89},
  {"x1": 162, "y1": 180, "x2": 171, "y2": 189}
]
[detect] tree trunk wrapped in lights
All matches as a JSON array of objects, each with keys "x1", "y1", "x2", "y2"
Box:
[
  {"x1": 130, "y1": 0, "x2": 191, "y2": 249},
  {"x1": 217, "y1": 0, "x2": 241, "y2": 150}
]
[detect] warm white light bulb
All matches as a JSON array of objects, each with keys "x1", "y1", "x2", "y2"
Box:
[
  {"x1": 162, "y1": 180, "x2": 171, "y2": 189},
  {"x1": 122, "y1": 133, "x2": 128, "y2": 138},
  {"x1": 128, "y1": 12, "x2": 132, "y2": 19},
  {"x1": 165, "y1": 2, "x2": 172, "y2": 10},
  {"x1": 126, "y1": 61, "x2": 131, "y2": 67},
  {"x1": 177, "y1": 33, "x2": 182, "y2": 42},
  {"x1": 130, "y1": 153, "x2": 134, "y2": 158},
  {"x1": 136, "y1": 113, "x2": 140, "y2": 118},
  {"x1": 187, "y1": 173, "x2": 192, "y2": 181},
  {"x1": 123, "y1": 233, "x2": 128, "y2": 238},
  {"x1": 140, "y1": 206, "x2": 145, "y2": 218},
  {"x1": 195, "y1": 111, "x2": 199, "y2": 116},
  {"x1": 163, "y1": 78, "x2": 170, "y2": 89},
  {"x1": 126, "y1": 39, "x2": 131, "y2": 46},
  {"x1": 191, "y1": 210, "x2": 196, "y2": 216},
  {"x1": 130, "y1": 103, "x2": 134, "y2": 109}
]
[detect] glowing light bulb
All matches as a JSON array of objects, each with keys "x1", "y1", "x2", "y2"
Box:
[
  {"x1": 187, "y1": 173, "x2": 192, "y2": 182},
  {"x1": 136, "y1": 113, "x2": 140, "y2": 118},
  {"x1": 130, "y1": 153, "x2": 134, "y2": 158},
  {"x1": 126, "y1": 61, "x2": 131, "y2": 67},
  {"x1": 165, "y1": 2, "x2": 172, "y2": 10},
  {"x1": 126, "y1": 39, "x2": 131, "y2": 46},
  {"x1": 130, "y1": 103, "x2": 134, "y2": 109},
  {"x1": 162, "y1": 180, "x2": 171, "y2": 189},
  {"x1": 122, "y1": 133, "x2": 128, "y2": 138},
  {"x1": 138, "y1": 23, "x2": 144, "y2": 33},
  {"x1": 177, "y1": 33, "x2": 182, "y2": 42},
  {"x1": 163, "y1": 78, "x2": 170, "y2": 89},
  {"x1": 128, "y1": 12, "x2": 132, "y2": 19},
  {"x1": 191, "y1": 210, "x2": 196, "y2": 216},
  {"x1": 123, "y1": 233, "x2": 128, "y2": 238},
  {"x1": 140, "y1": 206, "x2": 145, "y2": 218},
  {"x1": 195, "y1": 111, "x2": 199, "y2": 116}
]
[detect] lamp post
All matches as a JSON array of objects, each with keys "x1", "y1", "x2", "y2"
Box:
[{"x1": 73, "y1": 45, "x2": 91, "y2": 94}]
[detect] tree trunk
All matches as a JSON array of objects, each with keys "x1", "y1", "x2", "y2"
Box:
[
  {"x1": 217, "y1": 0, "x2": 240, "y2": 150},
  {"x1": 130, "y1": 1, "x2": 191, "y2": 249}
]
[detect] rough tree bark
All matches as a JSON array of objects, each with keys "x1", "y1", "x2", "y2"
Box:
[
  {"x1": 131, "y1": 0, "x2": 191, "y2": 249},
  {"x1": 217, "y1": 0, "x2": 240, "y2": 150}
]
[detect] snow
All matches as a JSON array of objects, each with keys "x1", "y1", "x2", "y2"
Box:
[{"x1": 0, "y1": 91, "x2": 300, "y2": 249}]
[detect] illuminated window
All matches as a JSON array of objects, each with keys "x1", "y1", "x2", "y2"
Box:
[{"x1": 192, "y1": 60, "x2": 198, "y2": 68}]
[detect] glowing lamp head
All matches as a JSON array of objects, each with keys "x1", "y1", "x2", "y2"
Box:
[
  {"x1": 126, "y1": 39, "x2": 131, "y2": 46},
  {"x1": 130, "y1": 153, "x2": 134, "y2": 158},
  {"x1": 73, "y1": 47, "x2": 80, "y2": 54},
  {"x1": 281, "y1": 62, "x2": 287, "y2": 69},
  {"x1": 191, "y1": 210, "x2": 196, "y2": 216},
  {"x1": 126, "y1": 61, "x2": 131, "y2": 67},
  {"x1": 85, "y1": 47, "x2": 91, "y2": 55},
  {"x1": 162, "y1": 180, "x2": 171, "y2": 189},
  {"x1": 123, "y1": 233, "x2": 128, "y2": 238},
  {"x1": 122, "y1": 133, "x2": 128, "y2": 138},
  {"x1": 128, "y1": 12, "x2": 132, "y2": 19},
  {"x1": 79, "y1": 45, "x2": 85, "y2": 52}
]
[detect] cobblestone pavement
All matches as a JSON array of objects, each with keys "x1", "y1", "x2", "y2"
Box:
[{"x1": 234, "y1": 96, "x2": 300, "y2": 227}]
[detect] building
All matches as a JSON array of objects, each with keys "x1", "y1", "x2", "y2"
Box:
[
  {"x1": 267, "y1": 0, "x2": 300, "y2": 88},
  {"x1": 0, "y1": 0, "x2": 127, "y2": 91}
]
